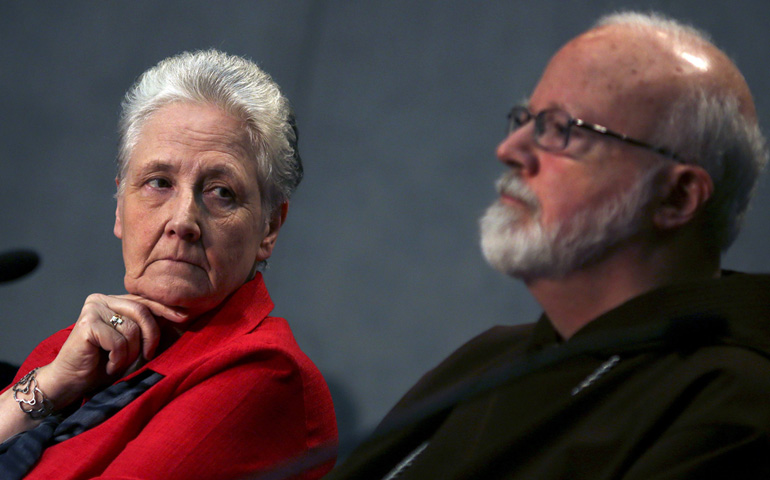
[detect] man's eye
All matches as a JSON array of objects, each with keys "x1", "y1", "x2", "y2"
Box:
[{"x1": 554, "y1": 121, "x2": 570, "y2": 135}]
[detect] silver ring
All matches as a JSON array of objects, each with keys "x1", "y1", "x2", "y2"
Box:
[{"x1": 109, "y1": 314, "x2": 124, "y2": 329}]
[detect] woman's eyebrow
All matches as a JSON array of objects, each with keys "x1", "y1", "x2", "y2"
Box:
[{"x1": 135, "y1": 160, "x2": 176, "y2": 175}]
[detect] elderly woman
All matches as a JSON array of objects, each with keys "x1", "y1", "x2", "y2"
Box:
[{"x1": 0, "y1": 50, "x2": 336, "y2": 479}]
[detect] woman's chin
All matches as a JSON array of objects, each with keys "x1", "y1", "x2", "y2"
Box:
[{"x1": 126, "y1": 279, "x2": 221, "y2": 319}]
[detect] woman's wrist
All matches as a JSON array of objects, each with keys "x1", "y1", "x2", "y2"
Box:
[
  {"x1": 11, "y1": 367, "x2": 54, "y2": 419},
  {"x1": 24, "y1": 363, "x2": 84, "y2": 414}
]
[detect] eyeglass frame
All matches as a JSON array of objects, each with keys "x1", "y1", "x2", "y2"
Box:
[{"x1": 506, "y1": 105, "x2": 685, "y2": 163}]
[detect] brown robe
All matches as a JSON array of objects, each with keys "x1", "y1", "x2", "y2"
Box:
[{"x1": 328, "y1": 272, "x2": 770, "y2": 479}]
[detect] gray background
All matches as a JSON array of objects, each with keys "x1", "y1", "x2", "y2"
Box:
[{"x1": 1, "y1": 1, "x2": 769, "y2": 451}]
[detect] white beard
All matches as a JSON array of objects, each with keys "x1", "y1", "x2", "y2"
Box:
[{"x1": 479, "y1": 168, "x2": 659, "y2": 280}]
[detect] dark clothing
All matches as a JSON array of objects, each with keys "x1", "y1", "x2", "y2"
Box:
[
  {"x1": 0, "y1": 371, "x2": 163, "y2": 480},
  {"x1": 0, "y1": 362, "x2": 18, "y2": 390},
  {"x1": 328, "y1": 272, "x2": 770, "y2": 479}
]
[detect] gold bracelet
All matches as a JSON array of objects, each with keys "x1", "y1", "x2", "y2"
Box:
[{"x1": 12, "y1": 367, "x2": 53, "y2": 419}]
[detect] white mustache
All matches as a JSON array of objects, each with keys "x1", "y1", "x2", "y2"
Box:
[{"x1": 495, "y1": 172, "x2": 540, "y2": 211}]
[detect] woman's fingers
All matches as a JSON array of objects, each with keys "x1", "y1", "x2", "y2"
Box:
[
  {"x1": 92, "y1": 315, "x2": 132, "y2": 376},
  {"x1": 112, "y1": 294, "x2": 188, "y2": 358},
  {"x1": 87, "y1": 294, "x2": 164, "y2": 363},
  {"x1": 52, "y1": 294, "x2": 165, "y2": 383},
  {"x1": 120, "y1": 294, "x2": 189, "y2": 323},
  {"x1": 40, "y1": 293, "x2": 183, "y2": 410},
  {"x1": 102, "y1": 315, "x2": 141, "y2": 375}
]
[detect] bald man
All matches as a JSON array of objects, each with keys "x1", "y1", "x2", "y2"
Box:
[{"x1": 327, "y1": 11, "x2": 770, "y2": 480}]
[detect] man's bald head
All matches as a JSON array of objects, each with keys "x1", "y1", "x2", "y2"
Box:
[
  {"x1": 590, "y1": 12, "x2": 756, "y2": 119},
  {"x1": 535, "y1": 11, "x2": 767, "y2": 250}
]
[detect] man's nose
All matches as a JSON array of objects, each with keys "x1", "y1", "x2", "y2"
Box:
[{"x1": 496, "y1": 125, "x2": 539, "y2": 176}]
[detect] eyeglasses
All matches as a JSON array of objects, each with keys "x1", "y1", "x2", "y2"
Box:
[{"x1": 506, "y1": 106, "x2": 684, "y2": 162}]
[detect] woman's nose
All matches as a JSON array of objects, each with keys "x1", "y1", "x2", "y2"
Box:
[{"x1": 165, "y1": 191, "x2": 202, "y2": 242}]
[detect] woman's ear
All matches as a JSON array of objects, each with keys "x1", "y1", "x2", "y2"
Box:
[
  {"x1": 653, "y1": 165, "x2": 714, "y2": 230},
  {"x1": 256, "y1": 202, "x2": 289, "y2": 262}
]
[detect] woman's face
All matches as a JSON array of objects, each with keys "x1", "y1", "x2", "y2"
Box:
[{"x1": 114, "y1": 102, "x2": 280, "y2": 318}]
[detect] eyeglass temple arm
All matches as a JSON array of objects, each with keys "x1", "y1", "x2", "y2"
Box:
[{"x1": 574, "y1": 120, "x2": 684, "y2": 162}]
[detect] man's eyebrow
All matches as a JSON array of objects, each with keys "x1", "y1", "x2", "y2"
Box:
[{"x1": 524, "y1": 100, "x2": 569, "y2": 113}]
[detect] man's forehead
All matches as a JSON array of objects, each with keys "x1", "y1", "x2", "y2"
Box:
[
  {"x1": 527, "y1": 25, "x2": 696, "y2": 130},
  {"x1": 555, "y1": 27, "x2": 681, "y2": 84}
]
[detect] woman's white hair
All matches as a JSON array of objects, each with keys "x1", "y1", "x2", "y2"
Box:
[
  {"x1": 597, "y1": 11, "x2": 769, "y2": 250},
  {"x1": 116, "y1": 49, "x2": 303, "y2": 215}
]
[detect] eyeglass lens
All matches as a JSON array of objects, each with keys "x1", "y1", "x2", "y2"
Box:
[
  {"x1": 507, "y1": 107, "x2": 572, "y2": 151},
  {"x1": 537, "y1": 110, "x2": 571, "y2": 150}
]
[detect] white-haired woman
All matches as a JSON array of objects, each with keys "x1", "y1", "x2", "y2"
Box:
[{"x1": 0, "y1": 50, "x2": 336, "y2": 480}]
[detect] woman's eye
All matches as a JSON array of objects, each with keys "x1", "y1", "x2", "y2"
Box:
[
  {"x1": 147, "y1": 178, "x2": 171, "y2": 189},
  {"x1": 211, "y1": 186, "x2": 235, "y2": 200}
]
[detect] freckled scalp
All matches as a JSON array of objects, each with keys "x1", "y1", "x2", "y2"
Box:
[{"x1": 541, "y1": 10, "x2": 768, "y2": 250}]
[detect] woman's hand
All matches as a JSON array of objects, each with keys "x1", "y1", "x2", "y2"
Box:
[
  {"x1": 41, "y1": 294, "x2": 187, "y2": 410},
  {"x1": 0, "y1": 293, "x2": 187, "y2": 442}
]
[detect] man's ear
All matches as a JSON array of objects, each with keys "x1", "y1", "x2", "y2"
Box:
[
  {"x1": 113, "y1": 178, "x2": 123, "y2": 239},
  {"x1": 256, "y1": 201, "x2": 289, "y2": 262},
  {"x1": 653, "y1": 165, "x2": 713, "y2": 230}
]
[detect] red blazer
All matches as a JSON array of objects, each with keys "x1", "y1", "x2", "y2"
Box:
[{"x1": 7, "y1": 273, "x2": 337, "y2": 479}]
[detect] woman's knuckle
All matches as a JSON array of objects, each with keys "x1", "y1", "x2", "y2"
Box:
[
  {"x1": 84, "y1": 293, "x2": 105, "y2": 304},
  {"x1": 76, "y1": 313, "x2": 98, "y2": 327}
]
